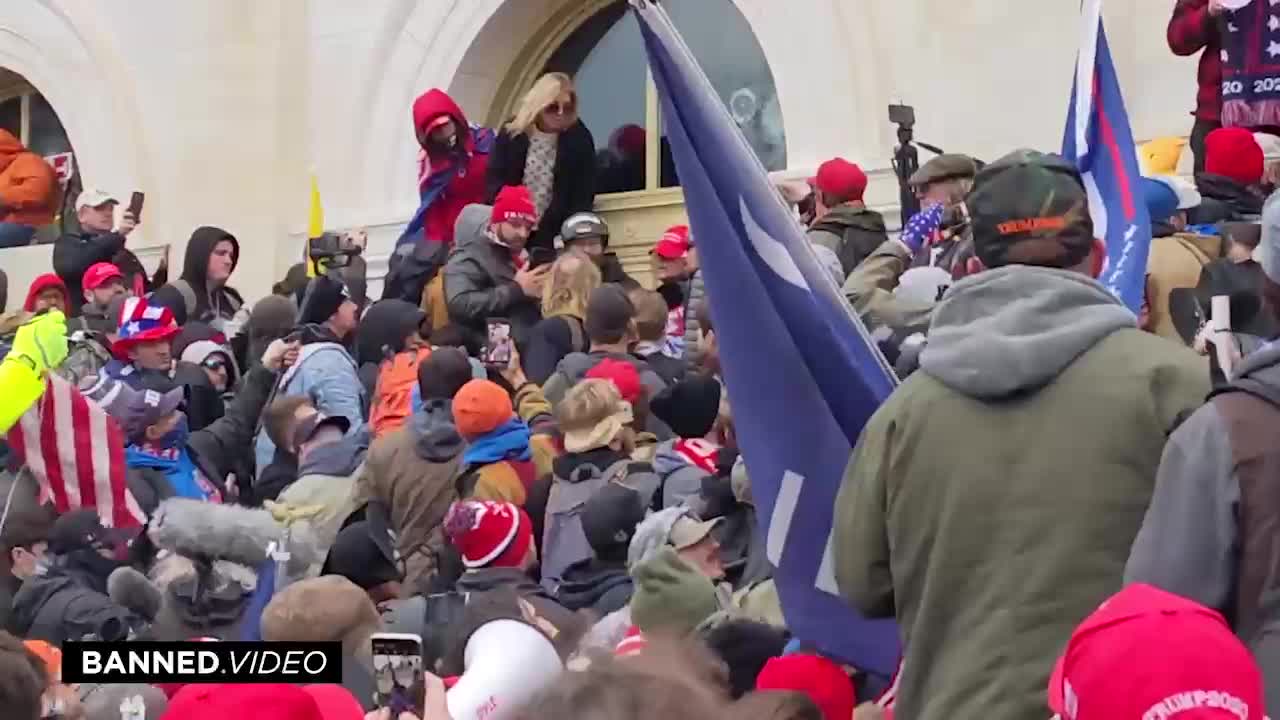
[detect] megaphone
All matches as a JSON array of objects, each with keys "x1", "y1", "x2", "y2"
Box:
[{"x1": 447, "y1": 620, "x2": 563, "y2": 720}]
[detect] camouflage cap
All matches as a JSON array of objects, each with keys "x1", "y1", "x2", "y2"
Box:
[
  {"x1": 967, "y1": 149, "x2": 1094, "y2": 269},
  {"x1": 908, "y1": 153, "x2": 979, "y2": 187}
]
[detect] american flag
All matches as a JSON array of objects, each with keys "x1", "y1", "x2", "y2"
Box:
[{"x1": 6, "y1": 374, "x2": 145, "y2": 528}]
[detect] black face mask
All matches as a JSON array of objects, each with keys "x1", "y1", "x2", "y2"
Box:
[{"x1": 61, "y1": 548, "x2": 124, "y2": 590}]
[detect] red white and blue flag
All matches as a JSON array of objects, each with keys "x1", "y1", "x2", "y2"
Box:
[
  {"x1": 6, "y1": 374, "x2": 145, "y2": 529},
  {"x1": 1062, "y1": 0, "x2": 1151, "y2": 314}
]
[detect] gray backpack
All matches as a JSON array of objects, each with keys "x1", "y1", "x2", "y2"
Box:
[{"x1": 540, "y1": 459, "x2": 659, "y2": 593}]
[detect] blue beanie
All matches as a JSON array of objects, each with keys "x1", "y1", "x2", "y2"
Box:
[{"x1": 1141, "y1": 177, "x2": 1180, "y2": 224}]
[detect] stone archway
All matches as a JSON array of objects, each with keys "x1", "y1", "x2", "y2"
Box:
[{"x1": 0, "y1": 0, "x2": 148, "y2": 196}]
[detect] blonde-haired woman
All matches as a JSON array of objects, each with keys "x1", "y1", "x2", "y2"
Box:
[
  {"x1": 523, "y1": 250, "x2": 601, "y2": 384},
  {"x1": 486, "y1": 72, "x2": 597, "y2": 253}
]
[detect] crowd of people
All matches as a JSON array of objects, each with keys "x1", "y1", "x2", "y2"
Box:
[{"x1": 0, "y1": 4, "x2": 1277, "y2": 717}]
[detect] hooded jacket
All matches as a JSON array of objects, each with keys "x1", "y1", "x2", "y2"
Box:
[
  {"x1": 486, "y1": 118, "x2": 597, "y2": 253},
  {"x1": 442, "y1": 203, "x2": 543, "y2": 343},
  {"x1": 554, "y1": 557, "x2": 633, "y2": 617},
  {"x1": 254, "y1": 337, "x2": 366, "y2": 474},
  {"x1": 542, "y1": 351, "x2": 672, "y2": 438},
  {"x1": 354, "y1": 399, "x2": 464, "y2": 593},
  {"x1": 834, "y1": 266, "x2": 1208, "y2": 720},
  {"x1": 411, "y1": 89, "x2": 491, "y2": 248},
  {"x1": 0, "y1": 129, "x2": 56, "y2": 226},
  {"x1": 273, "y1": 427, "x2": 370, "y2": 556},
  {"x1": 150, "y1": 226, "x2": 244, "y2": 327},
  {"x1": 354, "y1": 299, "x2": 426, "y2": 399},
  {"x1": 807, "y1": 203, "x2": 889, "y2": 278},
  {"x1": 22, "y1": 273, "x2": 68, "y2": 312},
  {"x1": 1126, "y1": 342, "x2": 1280, "y2": 702}
]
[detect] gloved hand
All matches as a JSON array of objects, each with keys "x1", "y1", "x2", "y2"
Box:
[
  {"x1": 898, "y1": 203, "x2": 945, "y2": 255},
  {"x1": 5, "y1": 310, "x2": 68, "y2": 375}
]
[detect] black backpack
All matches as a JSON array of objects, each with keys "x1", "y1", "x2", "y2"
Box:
[{"x1": 382, "y1": 240, "x2": 449, "y2": 304}]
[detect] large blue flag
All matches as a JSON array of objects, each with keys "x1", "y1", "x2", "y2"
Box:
[
  {"x1": 1062, "y1": 0, "x2": 1151, "y2": 314},
  {"x1": 630, "y1": 0, "x2": 900, "y2": 676}
]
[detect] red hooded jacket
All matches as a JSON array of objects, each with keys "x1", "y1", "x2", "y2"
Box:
[
  {"x1": 24, "y1": 273, "x2": 68, "y2": 312},
  {"x1": 1168, "y1": 0, "x2": 1222, "y2": 123},
  {"x1": 412, "y1": 89, "x2": 490, "y2": 246}
]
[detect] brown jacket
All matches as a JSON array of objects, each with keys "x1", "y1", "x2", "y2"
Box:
[
  {"x1": 355, "y1": 399, "x2": 464, "y2": 594},
  {"x1": 0, "y1": 130, "x2": 56, "y2": 227},
  {"x1": 1145, "y1": 232, "x2": 1222, "y2": 342}
]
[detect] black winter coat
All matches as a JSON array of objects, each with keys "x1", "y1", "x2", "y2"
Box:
[
  {"x1": 150, "y1": 226, "x2": 244, "y2": 327},
  {"x1": 485, "y1": 121, "x2": 597, "y2": 253},
  {"x1": 9, "y1": 564, "x2": 141, "y2": 644}
]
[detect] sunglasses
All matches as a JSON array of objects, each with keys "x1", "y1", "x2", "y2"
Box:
[
  {"x1": 544, "y1": 99, "x2": 577, "y2": 116},
  {"x1": 202, "y1": 359, "x2": 228, "y2": 372}
]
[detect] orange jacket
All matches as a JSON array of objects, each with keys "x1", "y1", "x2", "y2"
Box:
[{"x1": 0, "y1": 130, "x2": 56, "y2": 226}]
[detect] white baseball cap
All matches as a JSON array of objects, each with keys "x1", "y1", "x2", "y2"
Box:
[
  {"x1": 75, "y1": 189, "x2": 119, "y2": 211},
  {"x1": 1149, "y1": 175, "x2": 1202, "y2": 211}
]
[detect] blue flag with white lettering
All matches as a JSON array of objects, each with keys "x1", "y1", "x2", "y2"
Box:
[
  {"x1": 630, "y1": 0, "x2": 900, "y2": 676},
  {"x1": 1063, "y1": 0, "x2": 1150, "y2": 313}
]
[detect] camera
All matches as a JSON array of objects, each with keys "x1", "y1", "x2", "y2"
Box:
[
  {"x1": 888, "y1": 103, "x2": 916, "y2": 129},
  {"x1": 308, "y1": 232, "x2": 364, "y2": 270}
]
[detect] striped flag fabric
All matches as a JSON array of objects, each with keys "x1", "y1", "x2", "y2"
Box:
[
  {"x1": 6, "y1": 374, "x2": 145, "y2": 529},
  {"x1": 1062, "y1": 0, "x2": 1151, "y2": 313}
]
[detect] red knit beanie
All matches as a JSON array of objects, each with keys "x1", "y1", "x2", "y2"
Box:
[
  {"x1": 444, "y1": 500, "x2": 534, "y2": 568},
  {"x1": 1205, "y1": 127, "x2": 1264, "y2": 186},
  {"x1": 756, "y1": 654, "x2": 856, "y2": 720},
  {"x1": 491, "y1": 185, "x2": 539, "y2": 226}
]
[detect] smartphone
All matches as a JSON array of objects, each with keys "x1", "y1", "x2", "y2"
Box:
[
  {"x1": 371, "y1": 632, "x2": 423, "y2": 715},
  {"x1": 888, "y1": 103, "x2": 916, "y2": 128},
  {"x1": 528, "y1": 247, "x2": 557, "y2": 269},
  {"x1": 484, "y1": 319, "x2": 514, "y2": 365},
  {"x1": 127, "y1": 192, "x2": 145, "y2": 223}
]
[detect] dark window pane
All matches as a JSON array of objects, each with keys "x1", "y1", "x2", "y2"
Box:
[
  {"x1": 28, "y1": 93, "x2": 71, "y2": 156},
  {"x1": 0, "y1": 97, "x2": 20, "y2": 140},
  {"x1": 661, "y1": 0, "x2": 786, "y2": 186},
  {"x1": 545, "y1": 1, "x2": 646, "y2": 194}
]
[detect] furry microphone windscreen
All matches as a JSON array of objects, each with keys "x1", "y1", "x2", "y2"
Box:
[
  {"x1": 108, "y1": 566, "x2": 163, "y2": 621},
  {"x1": 148, "y1": 498, "x2": 319, "y2": 577}
]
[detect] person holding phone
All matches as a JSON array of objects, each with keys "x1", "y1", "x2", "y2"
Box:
[
  {"x1": 443, "y1": 189, "x2": 550, "y2": 347},
  {"x1": 52, "y1": 188, "x2": 150, "y2": 318}
]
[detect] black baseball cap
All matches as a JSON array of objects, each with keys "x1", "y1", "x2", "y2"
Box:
[
  {"x1": 321, "y1": 502, "x2": 402, "y2": 590},
  {"x1": 48, "y1": 509, "x2": 135, "y2": 555},
  {"x1": 581, "y1": 483, "x2": 647, "y2": 556}
]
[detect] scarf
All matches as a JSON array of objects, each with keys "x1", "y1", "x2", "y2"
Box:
[
  {"x1": 125, "y1": 444, "x2": 220, "y2": 502},
  {"x1": 1221, "y1": 3, "x2": 1280, "y2": 128},
  {"x1": 463, "y1": 417, "x2": 533, "y2": 465}
]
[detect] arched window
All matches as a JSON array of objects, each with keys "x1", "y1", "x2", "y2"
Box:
[
  {"x1": 0, "y1": 68, "x2": 77, "y2": 242},
  {"x1": 542, "y1": 0, "x2": 785, "y2": 195}
]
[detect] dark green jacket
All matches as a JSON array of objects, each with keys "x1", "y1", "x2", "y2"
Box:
[
  {"x1": 835, "y1": 266, "x2": 1207, "y2": 720},
  {"x1": 807, "y1": 203, "x2": 888, "y2": 278}
]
